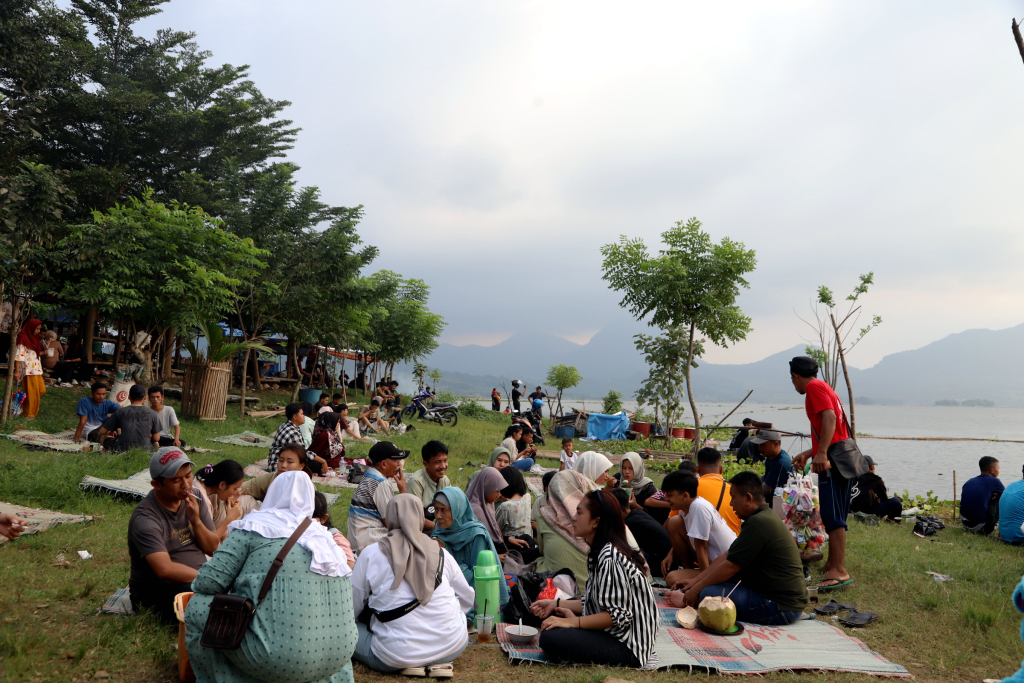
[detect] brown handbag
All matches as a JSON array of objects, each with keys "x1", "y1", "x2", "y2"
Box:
[{"x1": 200, "y1": 517, "x2": 313, "y2": 649}]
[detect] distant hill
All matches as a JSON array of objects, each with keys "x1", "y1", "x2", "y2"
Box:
[{"x1": 413, "y1": 322, "x2": 1024, "y2": 407}]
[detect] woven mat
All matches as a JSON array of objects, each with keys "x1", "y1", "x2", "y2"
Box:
[
  {"x1": 0, "y1": 500, "x2": 101, "y2": 543},
  {"x1": 207, "y1": 431, "x2": 273, "y2": 447},
  {"x1": 6, "y1": 429, "x2": 92, "y2": 452},
  {"x1": 99, "y1": 587, "x2": 134, "y2": 616},
  {"x1": 498, "y1": 597, "x2": 909, "y2": 676},
  {"x1": 244, "y1": 459, "x2": 357, "y2": 490}
]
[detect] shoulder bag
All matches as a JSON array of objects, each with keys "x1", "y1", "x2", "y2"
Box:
[
  {"x1": 370, "y1": 542, "x2": 446, "y2": 623},
  {"x1": 811, "y1": 401, "x2": 869, "y2": 480},
  {"x1": 200, "y1": 517, "x2": 313, "y2": 649}
]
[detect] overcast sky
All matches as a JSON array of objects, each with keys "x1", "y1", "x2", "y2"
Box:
[{"x1": 140, "y1": 0, "x2": 1024, "y2": 368}]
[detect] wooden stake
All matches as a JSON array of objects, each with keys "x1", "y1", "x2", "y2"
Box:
[{"x1": 952, "y1": 470, "x2": 957, "y2": 520}]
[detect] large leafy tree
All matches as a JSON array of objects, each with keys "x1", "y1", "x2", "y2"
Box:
[
  {"x1": 602, "y1": 218, "x2": 756, "y2": 452},
  {"x1": 58, "y1": 190, "x2": 267, "y2": 382}
]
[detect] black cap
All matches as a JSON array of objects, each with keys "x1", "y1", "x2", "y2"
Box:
[
  {"x1": 128, "y1": 384, "x2": 146, "y2": 401},
  {"x1": 368, "y1": 441, "x2": 410, "y2": 464}
]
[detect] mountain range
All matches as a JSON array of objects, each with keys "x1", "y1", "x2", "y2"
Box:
[{"x1": 411, "y1": 322, "x2": 1024, "y2": 406}]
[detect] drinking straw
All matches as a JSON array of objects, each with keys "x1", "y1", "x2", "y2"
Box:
[{"x1": 724, "y1": 580, "x2": 742, "y2": 602}]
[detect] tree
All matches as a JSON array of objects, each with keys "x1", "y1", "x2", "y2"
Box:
[
  {"x1": 412, "y1": 361, "x2": 428, "y2": 390},
  {"x1": 545, "y1": 364, "x2": 582, "y2": 418},
  {"x1": 633, "y1": 327, "x2": 702, "y2": 438},
  {"x1": 602, "y1": 218, "x2": 756, "y2": 453},
  {"x1": 360, "y1": 271, "x2": 446, "y2": 383},
  {"x1": 797, "y1": 273, "x2": 881, "y2": 439},
  {"x1": 428, "y1": 368, "x2": 442, "y2": 391},
  {"x1": 58, "y1": 190, "x2": 267, "y2": 383},
  {"x1": 602, "y1": 389, "x2": 623, "y2": 415}
]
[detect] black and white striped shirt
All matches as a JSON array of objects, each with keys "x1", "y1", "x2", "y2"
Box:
[{"x1": 584, "y1": 543, "x2": 658, "y2": 667}]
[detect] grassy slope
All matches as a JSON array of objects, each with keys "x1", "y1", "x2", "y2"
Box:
[{"x1": 0, "y1": 386, "x2": 1022, "y2": 683}]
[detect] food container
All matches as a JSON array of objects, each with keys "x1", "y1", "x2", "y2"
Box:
[{"x1": 505, "y1": 624, "x2": 539, "y2": 644}]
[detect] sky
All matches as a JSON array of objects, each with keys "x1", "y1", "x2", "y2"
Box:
[{"x1": 138, "y1": 0, "x2": 1024, "y2": 368}]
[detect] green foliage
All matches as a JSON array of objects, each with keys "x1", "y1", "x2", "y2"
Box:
[
  {"x1": 602, "y1": 389, "x2": 623, "y2": 415},
  {"x1": 900, "y1": 489, "x2": 940, "y2": 511},
  {"x1": 428, "y1": 368, "x2": 443, "y2": 390},
  {"x1": 633, "y1": 326, "x2": 699, "y2": 429},
  {"x1": 546, "y1": 364, "x2": 582, "y2": 417},
  {"x1": 182, "y1": 317, "x2": 271, "y2": 363},
  {"x1": 360, "y1": 272, "x2": 446, "y2": 369},
  {"x1": 413, "y1": 362, "x2": 428, "y2": 390}
]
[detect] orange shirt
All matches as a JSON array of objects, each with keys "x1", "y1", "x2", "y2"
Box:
[{"x1": 669, "y1": 473, "x2": 742, "y2": 535}]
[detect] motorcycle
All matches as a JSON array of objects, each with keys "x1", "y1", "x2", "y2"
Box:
[
  {"x1": 511, "y1": 411, "x2": 545, "y2": 445},
  {"x1": 401, "y1": 394, "x2": 459, "y2": 427}
]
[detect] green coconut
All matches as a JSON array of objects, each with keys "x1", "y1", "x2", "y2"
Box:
[{"x1": 698, "y1": 596, "x2": 737, "y2": 632}]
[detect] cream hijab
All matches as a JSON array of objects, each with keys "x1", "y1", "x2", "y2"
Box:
[
  {"x1": 539, "y1": 469, "x2": 595, "y2": 554},
  {"x1": 378, "y1": 494, "x2": 444, "y2": 604},
  {"x1": 573, "y1": 451, "x2": 613, "y2": 486},
  {"x1": 620, "y1": 452, "x2": 653, "y2": 490},
  {"x1": 227, "y1": 471, "x2": 351, "y2": 578}
]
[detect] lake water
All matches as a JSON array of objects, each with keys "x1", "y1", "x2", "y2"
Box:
[{"x1": 514, "y1": 399, "x2": 1024, "y2": 498}]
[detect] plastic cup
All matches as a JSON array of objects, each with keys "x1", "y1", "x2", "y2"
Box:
[{"x1": 475, "y1": 614, "x2": 494, "y2": 643}]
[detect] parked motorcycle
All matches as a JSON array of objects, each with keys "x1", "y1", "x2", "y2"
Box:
[
  {"x1": 401, "y1": 394, "x2": 458, "y2": 427},
  {"x1": 512, "y1": 411, "x2": 545, "y2": 445}
]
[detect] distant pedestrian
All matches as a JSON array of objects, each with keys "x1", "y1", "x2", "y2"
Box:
[{"x1": 491, "y1": 388, "x2": 501, "y2": 412}]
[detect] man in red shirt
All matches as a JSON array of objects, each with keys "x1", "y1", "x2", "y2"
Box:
[{"x1": 789, "y1": 356, "x2": 853, "y2": 591}]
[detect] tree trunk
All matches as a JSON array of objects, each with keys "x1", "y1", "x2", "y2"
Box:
[
  {"x1": 132, "y1": 346, "x2": 153, "y2": 384},
  {"x1": 240, "y1": 348, "x2": 250, "y2": 418},
  {"x1": 112, "y1": 319, "x2": 124, "y2": 371},
  {"x1": 685, "y1": 321, "x2": 701, "y2": 456},
  {"x1": 286, "y1": 338, "x2": 296, "y2": 379},
  {"x1": 1, "y1": 297, "x2": 18, "y2": 428},
  {"x1": 250, "y1": 348, "x2": 262, "y2": 392},
  {"x1": 173, "y1": 331, "x2": 183, "y2": 370},
  {"x1": 1014, "y1": 18, "x2": 1024, "y2": 65},
  {"x1": 340, "y1": 343, "x2": 348, "y2": 403},
  {"x1": 291, "y1": 349, "x2": 303, "y2": 402},
  {"x1": 83, "y1": 307, "x2": 96, "y2": 364},
  {"x1": 830, "y1": 313, "x2": 856, "y2": 442},
  {"x1": 160, "y1": 327, "x2": 174, "y2": 383}
]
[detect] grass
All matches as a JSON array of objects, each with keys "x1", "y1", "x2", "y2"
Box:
[{"x1": 1, "y1": 385, "x2": 1023, "y2": 682}]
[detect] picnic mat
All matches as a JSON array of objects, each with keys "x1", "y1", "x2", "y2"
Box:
[
  {"x1": 244, "y1": 459, "x2": 358, "y2": 490},
  {"x1": 497, "y1": 598, "x2": 909, "y2": 676},
  {"x1": 525, "y1": 476, "x2": 545, "y2": 498},
  {"x1": 100, "y1": 587, "x2": 134, "y2": 616},
  {"x1": 81, "y1": 469, "x2": 342, "y2": 505},
  {"x1": 0, "y1": 500, "x2": 101, "y2": 543},
  {"x1": 4, "y1": 429, "x2": 217, "y2": 454},
  {"x1": 208, "y1": 431, "x2": 273, "y2": 447}
]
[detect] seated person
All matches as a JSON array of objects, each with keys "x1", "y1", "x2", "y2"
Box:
[
  {"x1": 536, "y1": 470, "x2": 593, "y2": 583},
  {"x1": 496, "y1": 466, "x2": 540, "y2": 563},
  {"x1": 530, "y1": 490, "x2": 658, "y2": 668},
  {"x1": 467, "y1": 446, "x2": 511, "y2": 487},
  {"x1": 335, "y1": 403, "x2": 368, "y2": 443},
  {"x1": 299, "y1": 401, "x2": 317, "y2": 448},
  {"x1": 728, "y1": 418, "x2": 754, "y2": 450},
  {"x1": 851, "y1": 456, "x2": 902, "y2": 521},
  {"x1": 267, "y1": 402, "x2": 305, "y2": 471},
  {"x1": 347, "y1": 442, "x2": 408, "y2": 554},
  {"x1": 193, "y1": 459, "x2": 247, "y2": 540},
  {"x1": 961, "y1": 456, "x2": 1005, "y2": 535},
  {"x1": 620, "y1": 452, "x2": 669, "y2": 525},
  {"x1": 97, "y1": 384, "x2": 160, "y2": 453},
  {"x1": 184, "y1": 472, "x2": 354, "y2": 683},
  {"x1": 358, "y1": 397, "x2": 392, "y2": 436},
  {"x1": 500, "y1": 424, "x2": 523, "y2": 459},
  {"x1": 432, "y1": 486, "x2": 509, "y2": 622},
  {"x1": 316, "y1": 392, "x2": 333, "y2": 415},
  {"x1": 148, "y1": 385, "x2": 186, "y2": 448},
  {"x1": 661, "y1": 471, "x2": 736, "y2": 584},
  {"x1": 512, "y1": 426, "x2": 538, "y2": 471},
  {"x1": 238, "y1": 443, "x2": 312, "y2": 506},
  {"x1": 0, "y1": 511, "x2": 28, "y2": 540},
  {"x1": 999, "y1": 464, "x2": 1024, "y2": 545},
  {"x1": 466, "y1": 467, "x2": 509, "y2": 560},
  {"x1": 352, "y1": 495, "x2": 474, "y2": 676},
  {"x1": 674, "y1": 447, "x2": 742, "y2": 535},
  {"x1": 747, "y1": 429, "x2": 792, "y2": 498},
  {"x1": 611, "y1": 488, "x2": 672, "y2": 578},
  {"x1": 127, "y1": 448, "x2": 219, "y2": 623},
  {"x1": 314, "y1": 491, "x2": 356, "y2": 569},
  {"x1": 329, "y1": 393, "x2": 346, "y2": 412},
  {"x1": 532, "y1": 470, "x2": 557, "y2": 535},
  {"x1": 73, "y1": 382, "x2": 119, "y2": 444},
  {"x1": 406, "y1": 440, "x2": 451, "y2": 531},
  {"x1": 668, "y1": 471, "x2": 808, "y2": 626},
  {"x1": 573, "y1": 451, "x2": 614, "y2": 489},
  {"x1": 558, "y1": 437, "x2": 578, "y2": 471},
  {"x1": 309, "y1": 411, "x2": 345, "y2": 470}
]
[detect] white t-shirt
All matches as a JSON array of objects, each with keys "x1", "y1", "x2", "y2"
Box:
[
  {"x1": 153, "y1": 406, "x2": 180, "y2": 438},
  {"x1": 682, "y1": 496, "x2": 737, "y2": 563},
  {"x1": 559, "y1": 450, "x2": 577, "y2": 469},
  {"x1": 351, "y1": 544, "x2": 475, "y2": 668}
]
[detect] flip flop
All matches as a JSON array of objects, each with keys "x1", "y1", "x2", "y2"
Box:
[
  {"x1": 838, "y1": 611, "x2": 878, "y2": 628},
  {"x1": 817, "y1": 578, "x2": 854, "y2": 592},
  {"x1": 813, "y1": 600, "x2": 857, "y2": 616}
]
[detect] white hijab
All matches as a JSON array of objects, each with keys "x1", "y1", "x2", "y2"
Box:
[
  {"x1": 573, "y1": 451, "x2": 613, "y2": 486},
  {"x1": 227, "y1": 471, "x2": 351, "y2": 578}
]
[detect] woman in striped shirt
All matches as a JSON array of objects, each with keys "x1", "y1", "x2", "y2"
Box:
[{"x1": 530, "y1": 490, "x2": 658, "y2": 668}]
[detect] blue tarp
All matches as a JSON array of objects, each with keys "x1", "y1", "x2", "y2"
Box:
[{"x1": 583, "y1": 411, "x2": 631, "y2": 441}]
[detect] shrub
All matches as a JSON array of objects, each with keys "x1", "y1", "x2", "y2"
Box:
[{"x1": 602, "y1": 390, "x2": 623, "y2": 415}]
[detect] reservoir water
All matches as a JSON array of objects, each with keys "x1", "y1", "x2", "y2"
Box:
[{"x1": 532, "y1": 400, "x2": 1024, "y2": 499}]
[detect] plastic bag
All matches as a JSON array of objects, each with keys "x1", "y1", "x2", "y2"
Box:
[
  {"x1": 502, "y1": 568, "x2": 578, "y2": 627},
  {"x1": 781, "y1": 473, "x2": 827, "y2": 551}
]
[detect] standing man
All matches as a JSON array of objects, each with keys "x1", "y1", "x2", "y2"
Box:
[
  {"x1": 406, "y1": 440, "x2": 451, "y2": 531},
  {"x1": 347, "y1": 441, "x2": 408, "y2": 553},
  {"x1": 511, "y1": 380, "x2": 524, "y2": 414},
  {"x1": 527, "y1": 385, "x2": 552, "y2": 418},
  {"x1": 789, "y1": 356, "x2": 853, "y2": 591},
  {"x1": 267, "y1": 402, "x2": 305, "y2": 472},
  {"x1": 148, "y1": 385, "x2": 185, "y2": 448}
]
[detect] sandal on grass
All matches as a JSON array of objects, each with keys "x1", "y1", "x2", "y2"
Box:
[
  {"x1": 813, "y1": 600, "x2": 856, "y2": 616},
  {"x1": 400, "y1": 668, "x2": 426, "y2": 677},
  {"x1": 427, "y1": 663, "x2": 454, "y2": 678},
  {"x1": 838, "y1": 611, "x2": 878, "y2": 628},
  {"x1": 817, "y1": 577, "x2": 854, "y2": 592}
]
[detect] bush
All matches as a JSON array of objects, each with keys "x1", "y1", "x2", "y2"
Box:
[{"x1": 602, "y1": 390, "x2": 623, "y2": 415}]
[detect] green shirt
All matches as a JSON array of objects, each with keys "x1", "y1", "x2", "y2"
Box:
[
  {"x1": 727, "y1": 504, "x2": 808, "y2": 613},
  {"x1": 406, "y1": 467, "x2": 451, "y2": 509}
]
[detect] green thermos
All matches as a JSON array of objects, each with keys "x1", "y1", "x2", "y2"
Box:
[{"x1": 473, "y1": 549, "x2": 501, "y2": 619}]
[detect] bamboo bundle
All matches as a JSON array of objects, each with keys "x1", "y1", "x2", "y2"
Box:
[{"x1": 181, "y1": 361, "x2": 231, "y2": 421}]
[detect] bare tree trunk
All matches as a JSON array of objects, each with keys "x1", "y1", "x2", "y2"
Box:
[
  {"x1": 286, "y1": 338, "x2": 296, "y2": 379},
  {"x1": 240, "y1": 348, "x2": 250, "y2": 418},
  {"x1": 685, "y1": 321, "x2": 701, "y2": 456},
  {"x1": 160, "y1": 327, "x2": 174, "y2": 383},
  {"x1": 1014, "y1": 18, "x2": 1024, "y2": 65},
  {"x1": 830, "y1": 313, "x2": 856, "y2": 441},
  {"x1": 340, "y1": 343, "x2": 348, "y2": 403},
  {"x1": 250, "y1": 349, "x2": 262, "y2": 392},
  {"x1": 112, "y1": 318, "x2": 123, "y2": 372},
  {"x1": 173, "y1": 331, "x2": 183, "y2": 370},
  {"x1": 83, "y1": 307, "x2": 96, "y2": 364},
  {"x1": 1, "y1": 291, "x2": 17, "y2": 428},
  {"x1": 291, "y1": 349, "x2": 302, "y2": 403}
]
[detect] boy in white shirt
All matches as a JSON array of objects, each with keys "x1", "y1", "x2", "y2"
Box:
[
  {"x1": 558, "y1": 437, "x2": 578, "y2": 471},
  {"x1": 661, "y1": 470, "x2": 736, "y2": 588}
]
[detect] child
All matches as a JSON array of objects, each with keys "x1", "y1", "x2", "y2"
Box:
[
  {"x1": 661, "y1": 471, "x2": 736, "y2": 586},
  {"x1": 558, "y1": 437, "x2": 577, "y2": 471},
  {"x1": 313, "y1": 491, "x2": 355, "y2": 568}
]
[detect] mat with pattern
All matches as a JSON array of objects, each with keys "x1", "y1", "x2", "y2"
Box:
[
  {"x1": 5, "y1": 429, "x2": 217, "y2": 453},
  {"x1": 207, "y1": 431, "x2": 274, "y2": 447},
  {"x1": 0, "y1": 500, "x2": 101, "y2": 543},
  {"x1": 81, "y1": 469, "x2": 341, "y2": 505},
  {"x1": 244, "y1": 459, "x2": 358, "y2": 490}
]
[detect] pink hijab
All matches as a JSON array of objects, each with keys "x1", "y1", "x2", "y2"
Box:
[
  {"x1": 465, "y1": 466, "x2": 506, "y2": 545},
  {"x1": 539, "y1": 469, "x2": 594, "y2": 553}
]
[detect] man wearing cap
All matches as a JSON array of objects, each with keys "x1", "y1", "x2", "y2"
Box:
[
  {"x1": 748, "y1": 429, "x2": 793, "y2": 499},
  {"x1": 96, "y1": 383, "x2": 161, "y2": 453},
  {"x1": 127, "y1": 447, "x2": 218, "y2": 623},
  {"x1": 347, "y1": 441, "x2": 408, "y2": 553},
  {"x1": 789, "y1": 355, "x2": 854, "y2": 591}
]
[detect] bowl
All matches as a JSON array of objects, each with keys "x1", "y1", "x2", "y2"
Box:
[{"x1": 505, "y1": 625, "x2": 539, "y2": 644}]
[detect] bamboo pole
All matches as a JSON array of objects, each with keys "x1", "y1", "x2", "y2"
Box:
[{"x1": 953, "y1": 470, "x2": 957, "y2": 520}]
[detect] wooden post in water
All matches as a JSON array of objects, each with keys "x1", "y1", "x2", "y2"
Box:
[{"x1": 952, "y1": 471, "x2": 957, "y2": 521}]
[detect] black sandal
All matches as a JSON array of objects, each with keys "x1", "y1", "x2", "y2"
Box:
[{"x1": 838, "y1": 611, "x2": 878, "y2": 628}]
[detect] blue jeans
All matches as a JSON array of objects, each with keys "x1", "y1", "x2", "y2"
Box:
[
  {"x1": 511, "y1": 458, "x2": 535, "y2": 471},
  {"x1": 700, "y1": 583, "x2": 803, "y2": 626},
  {"x1": 353, "y1": 622, "x2": 469, "y2": 673}
]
